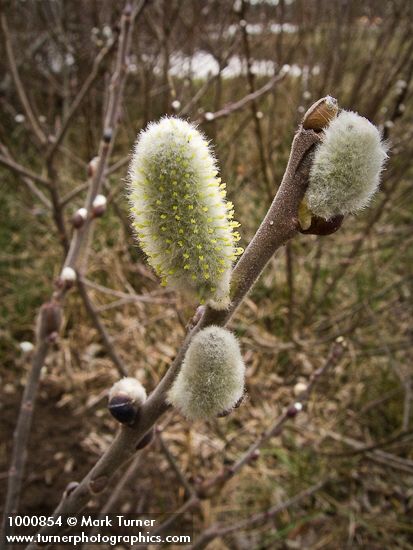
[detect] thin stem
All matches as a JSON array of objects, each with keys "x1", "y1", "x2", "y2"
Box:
[
  {"x1": 137, "y1": 340, "x2": 344, "y2": 541},
  {"x1": 199, "y1": 340, "x2": 344, "y2": 496},
  {"x1": 1, "y1": 13, "x2": 47, "y2": 145},
  {"x1": 189, "y1": 480, "x2": 326, "y2": 550},
  {"x1": 47, "y1": 39, "x2": 116, "y2": 160},
  {"x1": 195, "y1": 71, "x2": 287, "y2": 124},
  {"x1": 286, "y1": 241, "x2": 294, "y2": 337},
  {"x1": 2, "y1": 340, "x2": 49, "y2": 520},
  {"x1": 0, "y1": 146, "x2": 51, "y2": 208},
  {"x1": 83, "y1": 455, "x2": 142, "y2": 547},
  {"x1": 158, "y1": 433, "x2": 196, "y2": 497},
  {"x1": 0, "y1": 153, "x2": 51, "y2": 189},
  {"x1": 77, "y1": 278, "x2": 128, "y2": 377},
  {"x1": 239, "y1": 0, "x2": 273, "y2": 201}
]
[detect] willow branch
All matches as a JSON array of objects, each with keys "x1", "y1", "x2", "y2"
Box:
[{"x1": 25, "y1": 125, "x2": 322, "y2": 548}]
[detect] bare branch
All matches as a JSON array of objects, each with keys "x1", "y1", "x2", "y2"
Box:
[
  {"x1": 47, "y1": 39, "x2": 117, "y2": 160},
  {"x1": 1, "y1": 13, "x2": 47, "y2": 145},
  {"x1": 189, "y1": 480, "x2": 327, "y2": 550},
  {"x1": 195, "y1": 72, "x2": 287, "y2": 124},
  {"x1": 0, "y1": 152, "x2": 51, "y2": 189},
  {"x1": 77, "y1": 278, "x2": 128, "y2": 377}
]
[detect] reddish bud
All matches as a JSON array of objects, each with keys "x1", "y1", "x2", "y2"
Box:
[
  {"x1": 88, "y1": 156, "x2": 100, "y2": 178},
  {"x1": 136, "y1": 428, "x2": 154, "y2": 450},
  {"x1": 298, "y1": 214, "x2": 344, "y2": 236},
  {"x1": 286, "y1": 402, "x2": 303, "y2": 418},
  {"x1": 103, "y1": 129, "x2": 112, "y2": 143},
  {"x1": 59, "y1": 266, "x2": 77, "y2": 289},
  {"x1": 36, "y1": 301, "x2": 62, "y2": 341},
  {"x1": 251, "y1": 449, "x2": 260, "y2": 461},
  {"x1": 71, "y1": 207, "x2": 88, "y2": 229},
  {"x1": 92, "y1": 194, "x2": 107, "y2": 218}
]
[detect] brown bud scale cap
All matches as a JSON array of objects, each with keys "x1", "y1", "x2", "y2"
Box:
[{"x1": 302, "y1": 96, "x2": 338, "y2": 131}]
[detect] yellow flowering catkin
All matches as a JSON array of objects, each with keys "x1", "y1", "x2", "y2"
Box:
[{"x1": 128, "y1": 117, "x2": 242, "y2": 309}]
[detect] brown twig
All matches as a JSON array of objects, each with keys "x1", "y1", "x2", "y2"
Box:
[
  {"x1": 189, "y1": 480, "x2": 327, "y2": 550},
  {"x1": 158, "y1": 432, "x2": 196, "y2": 498},
  {"x1": 0, "y1": 152, "x2": 51, "y2": 189},
  {"x1": 318, "y1": 430, "x2": 413, "y2": 475},
  {"x1": 194, "y1": 71, "x2": 286, "y2": 124},
  {"x1": 76, "y1": 278, "x2": 128, "y2": 377},
  {"x1": 2, "y1": 340, "x2": 49, "y2": 520},
  {"x1": 83, "y1": 455, "x2": 142, "y2": 547},
  {"x1": 59, "y1": 181, "x2": 90, "y2": 208},
  {"x1": 0, "y1": 145, "x2": 51, "y2": 208},
  {"x1": 238, "y1": 0, "x2": 273, "y2": 201},
  {"x1": 47, "y1": 39, "x2": 117, "y2": 160}
]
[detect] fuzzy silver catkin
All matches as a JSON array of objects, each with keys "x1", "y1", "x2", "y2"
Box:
[
  {"x1": 305, "y1": 111, "x2": 388, "y2": 220},
  {"x1": 128, "y1": 117, "x2": 243, "y2": 309},
  {"x1": 167, "y1": 326, "x2": 245, "y2": 420}
]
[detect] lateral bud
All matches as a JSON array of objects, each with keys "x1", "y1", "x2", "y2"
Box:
[
  {"x1": 286, "y1": 402, "x2": 303, "y2": 418},
  {"x1": 63, "y1": 481, "x2": 79, "y2": 499},
  {"x1": 103, "y1": 128, "x2": 113, "y2": 143},
  {"x1": 36, "y1": 301, "x2": 62, "y2": 342},
  {"x1": 59, "y1": 266, "x2": 77, "y2": 288},
  {"x1": 71, "y1": 207, "x2": 88, "y2": 229},
  {"x1": 88, "y1": 156, "x2": 100, "y2": 178},
  {"x1": 108, "y1": 377, "x2": 147, "y2": 425},
  {"x1": 92, "y1": 194, "x2": 107, "y2": 218}
]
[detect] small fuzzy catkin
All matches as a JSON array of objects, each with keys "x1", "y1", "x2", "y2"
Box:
[
  {"x1": 305, "y1": 111, "x2": 387, "y2": 219},
  {"x1": 167, "y1": 326, "x2": 245, "y2": 420},
  {"x1": 128, "y1": 117, "x2": 242, "y2": 309}
]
